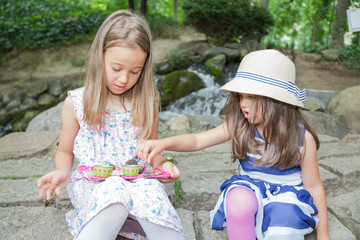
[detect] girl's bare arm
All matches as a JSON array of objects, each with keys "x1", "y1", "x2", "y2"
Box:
[
  {"x1": 300, "y1": 131, "x2": 330, "y2": 240},
  {"x1": 37, "y1": 96, "x2": 79, "y2": 200},
  {"x1": 137, "y1": 122, "x2": 230, "y2": 163}
]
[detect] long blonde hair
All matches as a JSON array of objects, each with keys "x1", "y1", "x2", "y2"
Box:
[
  {"x1": 82, "y1": 10, "x2": 159, "y2": 139},
  {"x1": 223, "y1": 93, "x2": 319, "y2": 169}
]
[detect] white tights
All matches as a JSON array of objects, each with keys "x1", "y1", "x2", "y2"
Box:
[{"x1": 76, "y1": 203, "x2": 183, "y2": 240}]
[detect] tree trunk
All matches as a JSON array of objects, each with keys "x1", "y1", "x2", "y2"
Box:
[
  {"x1": 259, "y1": 0, "x2": 270, "y2": 9},
  {"x1": 128, "y1": 0, "x2": 135, "y2": 10},
  {"x1": 140, "y1": 0, "x2": 147, "y2": 15},
  {"x1": 331, "y1": 0, "x2": 350, "y2": 49},
  {"x1": 310, "y1": 25, "x2": 318, "y2": 45},
  {"x1": 174, "y1": 0, "x2": 178, "y2": 20}
]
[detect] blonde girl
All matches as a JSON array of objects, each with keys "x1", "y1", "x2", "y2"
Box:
[
  {"x1": 137, "y1": 50, "x2": 330, "y2": 239},
  {"x1": 37, "y1": 10, "x2": 183, "y2": 240}
]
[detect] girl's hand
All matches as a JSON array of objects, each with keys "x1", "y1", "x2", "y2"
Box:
[
  {"x1": 157, "y1": 161, "x2": 181, "y2": 183},
  {"x1": 136, "y1": 139, "x2": 166, "y2": 164},
  {"x1": 36, "y1": 169, "x2": 70, "y2": 201}
]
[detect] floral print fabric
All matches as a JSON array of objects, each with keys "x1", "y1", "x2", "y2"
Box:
[{"x1": 65, "y1": 88, "x2": 183, "y2": 239}]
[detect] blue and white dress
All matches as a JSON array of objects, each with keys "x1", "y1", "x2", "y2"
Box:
[{"x1": 210, "y1": 128, "x2": 319, "y2": 239}]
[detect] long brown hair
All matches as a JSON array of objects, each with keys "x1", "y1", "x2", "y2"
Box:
[
  {"x1": 223, "y1": 93, "x2": 319, "y2": 169},
  {"x1": 82, "y1": 10, "x2": 159, "y2": 139}
]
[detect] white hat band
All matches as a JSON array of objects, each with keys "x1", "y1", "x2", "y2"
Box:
[{"x1": 236, "y1": 71, "x2": 307, "y2": 102}]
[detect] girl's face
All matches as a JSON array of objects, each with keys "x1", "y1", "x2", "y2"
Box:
[
  {"x1": 104, "y1": 45, "x2": 147, "y2": 96},
  {"x1": 239, "y1": 93, "x2": 264, "y2": 127}
]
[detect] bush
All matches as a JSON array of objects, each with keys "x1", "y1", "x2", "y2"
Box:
[
  {"x1": 0, "y1": 0, "x2": 108, "y2": 54},
  {"x1": 339, "y1": 45, "x2": 360, "y2": 70},
  {"x1": 145, "y1": 14, "x2": 180, "y2": 38},
  {"x1": 182, "y1": 0, "x2": 273, "y2": 45}
]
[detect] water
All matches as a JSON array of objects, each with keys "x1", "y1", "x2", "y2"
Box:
[
  {"x1": 158, "y1": 65, "x2": 234, "y2": 122},
  {"x1": 0, "y1": 123, "x2": 12, "y2": 138}
]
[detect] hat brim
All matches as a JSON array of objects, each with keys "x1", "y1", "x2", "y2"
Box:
[{"x1": 220, "y1": 77, "x2": 304, "y2": 108}]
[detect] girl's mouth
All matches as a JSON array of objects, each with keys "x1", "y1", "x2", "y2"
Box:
[
  {"x1": 114, "y1": 84, "x2": 125, "y2": 91},
  {"x1": 243, "y1": 111, "x2": 249, "y2": 119}
]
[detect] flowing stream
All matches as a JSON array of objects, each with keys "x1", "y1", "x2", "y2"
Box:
[{"x1": 158, "y1": 64, "x2": 236, "y2": 122}]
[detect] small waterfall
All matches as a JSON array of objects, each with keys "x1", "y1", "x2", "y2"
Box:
[{"x1": 158, "y1": 65, "x2": 233, "y2": 122}]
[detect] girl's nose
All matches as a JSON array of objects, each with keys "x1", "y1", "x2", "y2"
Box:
[
  {"x1": 118, "y1": 71, "x2": 129, "y2": 84},
  {"x1": 240, "y1": 98, "x2": 248, "y2": 108}
]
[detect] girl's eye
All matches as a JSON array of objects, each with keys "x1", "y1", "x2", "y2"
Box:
[
  {"x1": 112, "y1": 68, "x2": 120, "y2": 72},
  {"x1": 131, "y1": 71, "x2": 140, "y2": 75}
]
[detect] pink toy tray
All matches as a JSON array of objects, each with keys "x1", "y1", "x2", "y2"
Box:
[{"x1": 77, "y1": 165, "x2": 171, "y2": 181}]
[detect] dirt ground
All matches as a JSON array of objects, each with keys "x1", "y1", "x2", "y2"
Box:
[{"x1": 294, "y1": 56, "x2": 359, "y2": 92}]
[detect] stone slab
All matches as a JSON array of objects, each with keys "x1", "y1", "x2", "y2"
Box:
[
  {"x1": 0, "y1": 178, "x2": 69, "y2": 206},
  {"x1": 0, "y1": 157, "x2": 56, "y2": 178},
  {"x1": 0, "y1": 206, "x2": 72, "y2": 240},
  {"x1": 0, "y1": 156, "x2": 78, "y2": 178},
  {"x1": 0, "y1": 132, "x2": 59, "y2": 160},
  {"x1": 196, "y1": 210, "x2": 227, "y2": 240},
  {"x1": 327, "y1": 190, "x2": 360, "y2": 237},
  {"x1": 318, "y1": 141, "x2": 360, "y2": 160},
  {"x1": 177, "y1": 208, "x2": 196, "y2": 240},
  {"x1": 319, "y1": 156, "x2": 360, "y2": 178}
]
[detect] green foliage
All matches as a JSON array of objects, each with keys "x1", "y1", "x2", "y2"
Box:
[
  {"x1": 173, "y1": 179, "x2": 184, "y2": 208},
  {"x1": 339, "y1": 45, "x2": 360, "y2": 70},
  {"x1": 0, "y1": 0, "x2": 109, "y2": 54},
  {"x1": 262, "y1": 0, "x2": 356, "y2": 51},
  {"x1": 166, "y1": 49, "x2": 191, "y2": 70},
  {"x1": 182, "y1": 0, "x2": 273, "y2": 45},
  {"x1": 145, "y1": 14, "x2": 180, "y2": 38}
]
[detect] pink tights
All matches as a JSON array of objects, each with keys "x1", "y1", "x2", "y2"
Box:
[{"x1": 225, "y1": 187, "x2": 258, "y2": 240}]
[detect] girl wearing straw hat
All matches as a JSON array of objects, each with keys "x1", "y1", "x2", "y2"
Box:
[{"x1": 136, "y1": 49, "x2": 330, "y2": 239}]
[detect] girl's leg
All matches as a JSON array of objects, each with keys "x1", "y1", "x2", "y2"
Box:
[
  {"x1": 225, "y1": 187, "x2": 258, "y2": 240},
  {"x1": 136, "y1": 217, "x2": 184, "y2": 240},
  {"x1": 76, "y1": 203, "x2": 129, "y2": 240}
]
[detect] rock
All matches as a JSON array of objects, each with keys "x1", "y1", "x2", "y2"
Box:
[
  {"x1": 301, "y1": 110, "x2": 348, "y2": 139},
  {"x1": 185, "y1": 114, "x2": 224, "y2": 130},
  {"x1": 306, "y1": 89, "x2": 339, "y2": 106},
  {"x1": 0, "y1": 131, "x2": 59, "y2": 160},
  {"x1": 49, "y1": 79, "x2": 68, "y2": 96},
  {"x1": 321, "y1": 49, "x2": 339, "y2": 61},
  {"x1": 37, "y1": 94, "x2": 57, "y2": 109},
  {"x1": 167, "y1": 115, "x2": 190, "y2": 131},
  {"x1": 26, "y1": 81, "x2": 48, "y2": 98},
  {"x1": 328, "y1": 86, "x2": 360, "y2": 131},
  {"x1": 205, "y1": 54, "x2": 226, "y2": 84},
  {"x1": 301, "y1": 52, "x2": 322, "y2": 62},
  {"x1": 303, "y1": 96, "x2": 326, "y2": 112},
  {"x1": 161, "y1": 70, "x2": 205, "y2": 107},
  {"x1": 5, "y1": 98, "x2": 21, "y2": 111},
  {"x1": 26, "y1": 101, "x2": 63, "y2": 133},
  {"x1": 155, "y1": 62, "x2": 173, "y2": 75},
  {"x1": 11, "y1": 110, "x2": 41, "y2": 132}
]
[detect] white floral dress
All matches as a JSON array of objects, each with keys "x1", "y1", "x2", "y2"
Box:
[{"x1": 65, "y1": 88, "x2": 183, "y2": 239}]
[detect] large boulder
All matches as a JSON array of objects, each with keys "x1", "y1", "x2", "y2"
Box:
[
  {"x1": 26, "y1": 101, "x2": 63, "y2": 133},
  {"x1": 301, "y1": 110, "x2": 348, "y2": 139},
  {"x1": 160, "y1": 70, "x2": 205, "y2": 107},
  {"x1": 328, "y1": 86, "x2": 360, "y2": 131}
]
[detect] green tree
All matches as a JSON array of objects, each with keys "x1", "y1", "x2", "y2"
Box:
[
  {"x1": 331, "y1": 0, "x2": 350, "y2": 49},
  {"x1": 182, "y1": 0, "x2": 273, "y2": 45}
]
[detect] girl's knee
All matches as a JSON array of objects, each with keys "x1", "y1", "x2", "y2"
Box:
[{"x1": 226, "y1": 187, "x2": 258, "y2": 220}]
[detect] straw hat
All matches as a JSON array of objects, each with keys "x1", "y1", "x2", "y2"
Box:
[{"x1": 220, "y1": 49, "x2": 306, "y2": 108}]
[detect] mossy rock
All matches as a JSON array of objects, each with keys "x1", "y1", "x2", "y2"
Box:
[
  {"x1": 205, "y1": 54, "x2": 226, "y2": 84},
  {"x1": 161, "y1": 70, "x2": 205, "y2": 107}
]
